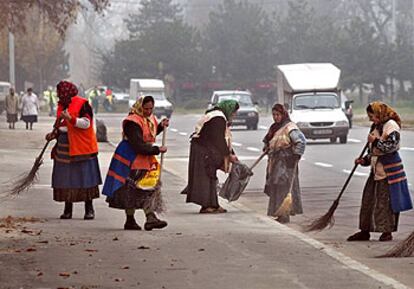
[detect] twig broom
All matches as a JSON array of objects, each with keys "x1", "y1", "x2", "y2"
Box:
[
  {"x1": 144, "y1": 129, "x2": 167, "y2": 213},
  {"x1": 273, "y1": 160, "x2": 299, "y2": 218},
  {"x1": 303, "y1": 142, "x2": 369, "y2": 232},
  {"x1": 378, "y1": 231, "x2": 414, "y2": 258}
]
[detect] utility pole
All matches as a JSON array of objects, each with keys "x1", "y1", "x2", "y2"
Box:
[{"x1": 8, "y1": 32, "x2": 15, "y2": 87}]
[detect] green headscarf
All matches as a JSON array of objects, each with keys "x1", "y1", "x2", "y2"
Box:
[{"x1": 216, "y1": 99, "x2": 239, "y2": 120}]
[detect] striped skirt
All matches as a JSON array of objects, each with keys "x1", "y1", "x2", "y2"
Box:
[{"x1": 52, "y1": 133, "x2": 102, "y2": 202}]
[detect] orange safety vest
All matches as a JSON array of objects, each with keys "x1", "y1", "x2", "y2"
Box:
[
  {"x1": 57, "y1": 96, "x2": 98, "y2": 156},
  {"x1": 122, "y1": 114, "x2": 159, "y2": 170}
]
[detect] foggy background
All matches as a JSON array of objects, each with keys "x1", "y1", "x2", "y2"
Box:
[{"x1": 1, "y1": 0, "x2": 414, "y2": 108}]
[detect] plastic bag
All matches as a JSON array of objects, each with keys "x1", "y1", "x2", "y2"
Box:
[{"x1": 219, "y1": 162, "x2": 253, "y2": 202}]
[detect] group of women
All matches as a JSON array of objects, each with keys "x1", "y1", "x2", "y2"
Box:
[{"x1": 45, "y1": 80, "x2": 411, "y2": 241}]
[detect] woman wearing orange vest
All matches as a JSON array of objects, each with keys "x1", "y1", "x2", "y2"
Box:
[
  {"x1": 102, "y1": 96, "x2": 169, "y2": 230},
  {"x1": 45, "y1": 81, "x2": 102, "y2": 220}
]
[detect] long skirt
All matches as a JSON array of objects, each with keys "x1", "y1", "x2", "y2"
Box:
[
  {"x1": 7, "y1": 113, "x2": 18, "y2": 123},
  {"x1": 264, "y1": 153, "x2": 303, "y2": 217},
  {"x1": 185, "y1": 141, "x2": 219, "y2": 208},
  {"x1": 106, "y1": 184, "x2": 154, "y2": 210},
  {"x1": 21, "y1": 115, "x2": 37, "y2": 123},
  {"x1": 359, "y1": 175, "x2": 399, "y2": 233},
  {"x1": 52, "y1": 133, "x2": 101, "y2": 202}
]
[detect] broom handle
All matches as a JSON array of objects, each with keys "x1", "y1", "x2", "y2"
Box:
[
  {"x1": 158, "y1": 128, "x2": 167, "y2": 180},
  {"x1": 335, "y1": 142, "x2": 369, "y2": 201},
  {"x1": 248, "y1": 151, "x2": 268, "y2": 171}
]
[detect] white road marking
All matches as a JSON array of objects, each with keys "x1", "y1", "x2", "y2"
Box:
[
  {"x1": 246, "y1": 147, "x2": 261, "y2": 152},
  {"x1": 227, "y1": 201, "x2": 410, "y2": 289},
  {"x1": 314, "y1": 162, "x2": 333, "y2": 168},
  {"x1": 232, "y1": 142, "x2": 242, "y2": 147},
  {"x1": 170, "y1": 128, "x2": 178, "y2": 132},
  {"x1": 179, "y1": 132, "x2": 188, "y2": 136},
  {"x1": 401, "y1": 147, "x2": 414, "y2": 151},
  {"x1": 165, "y1": 155, "x2": 268, "y2": 162},
  {"x1": 259, "y1": 125, "x2": 268, "y2": 130},
  {"x1": 348, "y1": 138, "x2": 362, "y2": 143},
  {"x1": 342, "y1": 169, "x2": 369, "y2": 177}
]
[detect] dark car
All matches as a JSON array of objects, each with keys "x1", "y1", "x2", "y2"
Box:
[{"x1": 209, "y1": 90, "x2": 259, "y2": 130}]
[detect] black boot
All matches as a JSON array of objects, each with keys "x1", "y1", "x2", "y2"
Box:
[
  {"x1": 144, "y1": 212, "x2": 168, "y2": 231},
  {"x1": 84, "y1": 200, "x2": 95, "y2": 220},
  {"x1": 124, "y1": 215, "x2": 141, "y2": 230},
  {"x1": 60, "y1": 202, "x2": 73, "y2": 219}
]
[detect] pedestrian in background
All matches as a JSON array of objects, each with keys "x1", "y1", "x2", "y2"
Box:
[
  {"x1": 102, "y1": 95, "x2": 169, "y2": 231},
  {"x1": 5, "y1": 87, "x2": 19, "y2": 129},
  {"x1": 184, "y1": 100, "x2": 239, "y2": 214},
  {"x1": 88, "y1": 86, "x2": 100, "y2": 114},
  {"x1": 20, "y1": 88, "x2": 39, "y2": 130},
  {"x1": 45, "y1": 81, "x2": 101, "y2": 220},
  {"x1": 263, "y1": 103, "x2": 306, "y2": 223},
  {"x1": 348, "y1": 102, "x2": 412, "y2": 242}
]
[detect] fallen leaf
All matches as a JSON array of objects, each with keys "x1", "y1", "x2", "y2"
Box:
[
  {"x1": 85, "y1": 249, "x2": 98, "y2": 252},
  {"x1": 21, "y1": 229, "x2": 33, "y2": 234},
  {"x1": 37, "y1": 272, "x2": 43, "y2": 277},
  {"x1": 113, "y1": 237, "x2": 119, "y2": 241},
  {"x1": 59, "y1": 272, "x2": 71, "y2": 278},
  {"x1": 26, "y1": 247, "x2": 37, "y2": 252},
  {"x1": 198, "y1": 248, "x2": 205, "y2": 252},
  {"x1": 114, "y1": 277, "x2": 123, "y2": 282},
  {"x1": 37, "y1": 240, "x2": 49, "y2": 244},
  {"x1": 137, "y1": 246, "x2": 150, "y2": 250},
  {"x1": 122, "y1": 266, "x2": 130, "y2": 270}
]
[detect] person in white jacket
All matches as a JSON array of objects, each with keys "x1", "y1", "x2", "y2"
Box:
[{"x1": 21, "y1": 88, "x2": 39, "y2": 130}]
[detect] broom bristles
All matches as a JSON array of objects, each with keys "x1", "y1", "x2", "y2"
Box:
[
  {"x1": 2, "y1": 157, "x2": 43, "y2": 197},
  {"x1": 303, "y1": 200, "x2": 339, "y2": 232},
  {"x1": 143, "y1": 182, "x2": 166, "y2": 213},
  {"x1": 274, "y1": 193, "x2": 292, "y2": 217},
  {"x1": 378, "y1": 231, "x2": 414, "y2": 258}
]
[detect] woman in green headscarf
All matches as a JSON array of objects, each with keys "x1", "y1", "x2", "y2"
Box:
[{"x1": 183, "y1": 99, "x2": 240, "y2": 213}]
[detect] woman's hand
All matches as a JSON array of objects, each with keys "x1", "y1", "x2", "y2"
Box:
[
  {"x1": 159, "y1": 146, "x2": 168, "y2": 153},
  {"x1": 355, "y1": 158, "x2": 365, "y2": 165},
  {"x1": 45, "y1": 131, "x2": 57, "y2": 141},
  {"x1": 229, "y1": 154, "x2": 238, "y2": 163},
  {"x1": 367, "y1": 133, "x2": 377, "y2": 144},
  {"x1": 161, "y1": 118, "x2": 169, "y2": 128},
  {"x1": 61, "y1": 109, "x2": 72, "y2": 121}
]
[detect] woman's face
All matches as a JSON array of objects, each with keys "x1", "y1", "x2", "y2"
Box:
[
  {"x1": 228, "y1": 110, "x2": 238, "y2": 122},
  {"x1": 142, "y1": 101, "x2": 154, "y2": 117},
  {"x1": 368, "y1": 112, "x2": 380, "y2": 125},
  {"x1": 272, "y1": 110, "x2": 283, "y2": 123}
]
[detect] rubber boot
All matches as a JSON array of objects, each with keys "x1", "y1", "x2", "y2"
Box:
[
  {"x1": 84, "y1": 200, "x2": 95, "y2": 220},
  {"x1": 60, "y1": 202, "x2": 73, "y2": 219},
  {"x1": 124, "y1": 215, "x2": 141, "y2": 230},
  {"x1": 144, "y1": 212, "x2": 168, "y2": 231}
]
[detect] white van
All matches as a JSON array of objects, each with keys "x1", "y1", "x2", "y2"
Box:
[
  {"x1": 277, "y1": 63, "x2": 349, "y2": 143},
  {"x1": 129, "y1": 79, "x2": 173, "y2": 118},
  {"x1": 0, "y1": 81, "x2": 12, "y2": 114}
]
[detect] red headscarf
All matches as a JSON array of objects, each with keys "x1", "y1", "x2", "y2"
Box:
[
  {"x1": 263, "y1": 103, "x2": 291, "y2": 144},
  {"x1": 57, "y1": 81, "x2": 78, "y2": 108}
]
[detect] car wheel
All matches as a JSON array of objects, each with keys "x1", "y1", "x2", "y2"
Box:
[
  {"x1": 330, "y1": 137, "x2": 337, "y2": 143},
  {"x1": 252, "y1": 123, "x2": 258, "y2": 130},
  {"x1": 339, "y1": 135, "x2": 347, "y2": 144}
]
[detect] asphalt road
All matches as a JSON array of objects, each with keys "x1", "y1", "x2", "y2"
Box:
[{"x1": 0, "y1": 112, "x2": 413, "y2": 289}]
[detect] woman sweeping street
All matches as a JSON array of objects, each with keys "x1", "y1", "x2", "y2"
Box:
[
  {"x1": 46, "y1": 81, "x2": 102, "y2": 220},
  {"x1": 102, "y1": 96, "x2": 169, "y2": 231},
  {"x1": 348, "y1": 101, "x2": 412, "y2": 242},
  {"x1": 184, "y1": 100, "x2": 239, "y2": 214},
  {"x1": 263, "y1": 104, "x2": 306, "y2": 223}
]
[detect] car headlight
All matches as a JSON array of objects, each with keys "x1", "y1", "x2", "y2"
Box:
[
  {"x1": 336, "y1": 120, "x2": 349, "y2": 126},
  {"x1": 296, "y1": 122, "x2": 310, "y2": 128},
  {"x1": 247, "y1": 112, "x2": 257, "y2": 117}
]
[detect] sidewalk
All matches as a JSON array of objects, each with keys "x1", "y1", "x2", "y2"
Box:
[{"x1": 0, "y1": 116, "x2": 410, "y2": 289}]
